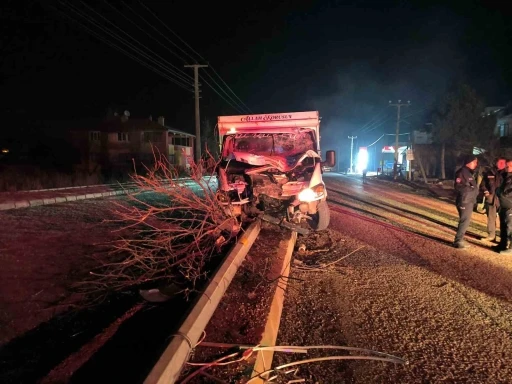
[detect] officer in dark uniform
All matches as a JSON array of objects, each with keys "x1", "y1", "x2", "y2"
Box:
[
  {"x1": 453, "y1": 154, "x2": 479, "y2": 248},
  {"x1": 497, "y1": 159, "x2": 512, "y2": 254},
  {"x1": 480, "y1": 157, "x2": 506, "y2": 241}
]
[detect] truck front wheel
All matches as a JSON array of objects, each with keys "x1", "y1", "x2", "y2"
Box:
[{"x1": 310, "y1": 200, "x2": 330, "y2": 230}]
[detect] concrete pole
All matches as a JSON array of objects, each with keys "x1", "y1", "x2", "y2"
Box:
[
  {"x1": 185, "y1": 64, "x2": 208, "y2": 163},
  {"x1": 389, "y1": 100, "x2": 410, "y2": 179}
]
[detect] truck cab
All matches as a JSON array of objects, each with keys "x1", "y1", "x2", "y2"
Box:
[{"x1": 216, "y1": 111, "x2": 335, "y2": 232}]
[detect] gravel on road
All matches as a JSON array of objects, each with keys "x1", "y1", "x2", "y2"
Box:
[{"x1": 275, "y1": 176, "x2": 512, "y2": 384}]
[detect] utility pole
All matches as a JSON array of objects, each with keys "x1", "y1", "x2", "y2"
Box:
[
  {"x1": 389, "y1": 100, "x2": 410, "y2": 179},
  {"x1": 185, "y1": 64, "x2": 208, "y2": 164},
  {"x1": 348, "y1": 135, "x2": 357, "y2": 173},
  {"x1": 407, "y1": 133, "x2": 412, "y2": 181}
]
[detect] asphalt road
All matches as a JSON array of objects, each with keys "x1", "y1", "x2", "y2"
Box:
[
  {"x1": 0, "y1": 186, "x2": 217, "y2": 384},
  {"x1": 275, "y1": 173, "x2": 512, "y2": 384}
]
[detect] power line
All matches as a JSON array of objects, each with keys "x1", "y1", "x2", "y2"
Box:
[
  {"x1": 199, "y1": 74, "x2": 246, "y2": 114},
  {"x1": 138, "y1": 1, "x2": 204, "y2": 62},
  {"x1": 359, "y1": 107, "x2": 397, "y2": 134},
  {"x1": 58, "y1": 1, "x2": 193, "y2": 91},
  {"x1": 206, "y1": 66, "x2": 253, "y2": 113},
  {"x1": 70, "y1": 1, "x2": 193, "y2": 86},
  {"x1": 358, "y1": 107, "x2": 389, "y2": 133},
  {"x1": 200, "y1": 71, "x2": 251, "y2": 114},
  {"x1": 399, "y1": 107, "x2": 427, "y2": 123},
  {"x1": 361, "y1": 106, "x2": 425, "y2": 135},
  {"x1": 360, "y1": 115, "x2": 394, "y2": 134},
  {"x1": 137, "y1": 1, "x2": 252, "y2": 114},
  {"x1": 110, "y1": 1, "x2": 249, "y2": 113},
  {"x1": 101, "y1": 0, "x2": 193, "y2": 81},
  {"x1": 57, "y1": 1, "x2": 251, "y2": 113},
  {"x1": 366, "y1": 134, "x2": 385, "y2": 147},
  {"x1": 366, "y1": 132, "x2": 411, "y2": 148},
  {"x1": 52, "y1": 4, "x2": 193, "y2": 93},
  {"x1": 121, "y1": 1, "x2": 197, "y2": 65}
]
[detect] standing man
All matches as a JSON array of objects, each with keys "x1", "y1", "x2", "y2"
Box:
[
  {"x1": 497, "y1": 159, "x2": 512, "y2": 254},
  {"x1": 453, "y1": 155, "x2": 479, "y2": 249},
  {"x1": 480, "y1": 157, "x2": 506, "y2": 241}
]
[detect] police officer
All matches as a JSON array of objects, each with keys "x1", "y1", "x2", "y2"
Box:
[
  {"x1": 480, "y1": 157, "x2": 506, "y2": 241},
  {"x1": 497, "y1": 159, "x2": 512, "y2": 254},
  {"x1": 453, "y1": 154, "x2": 479, "y2": 248}
]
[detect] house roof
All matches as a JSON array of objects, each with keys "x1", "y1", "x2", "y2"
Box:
[
  {"x1": 97, "y1": 117, "x2": 167, "y2": 133},
  {"x1": 166, "y1": 126, "x2": 195, "y2": 137},
  {"x1": 65, "y1": 116, "x2": 196, "y2": 137},
  {"x1": 497, "y1": 114, "x2": 512, "y2": 123}
]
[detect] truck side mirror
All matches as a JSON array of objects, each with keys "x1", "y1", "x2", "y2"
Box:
[{"x1": 323, "y1": 150, "x2": 335, "y2": 167}]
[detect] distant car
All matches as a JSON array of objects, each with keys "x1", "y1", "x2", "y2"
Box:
[{"x1": 322, "y1": 165, "x2": 332, "y2": 172}]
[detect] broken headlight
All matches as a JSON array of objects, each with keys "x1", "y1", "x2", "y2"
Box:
[{"x1": 298, "y1": 184, "x2": 325, "y2": 202}]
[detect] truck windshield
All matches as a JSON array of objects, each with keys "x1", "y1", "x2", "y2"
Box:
[{"x1": 226, "y1": 131, "x2": 316, "y2": 157}]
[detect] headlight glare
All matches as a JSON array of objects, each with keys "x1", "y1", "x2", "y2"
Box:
[{"x1": 298, "y1": 188, "x2": 316, "y2": 202}]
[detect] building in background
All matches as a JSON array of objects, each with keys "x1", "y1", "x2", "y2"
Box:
[{"x1": 70, "y1": 112, "x2": 195, "y2": 178}]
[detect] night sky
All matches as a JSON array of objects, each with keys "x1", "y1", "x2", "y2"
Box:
[{"x1": 1, "y1": 0, "x2": 511, "y2": 155}]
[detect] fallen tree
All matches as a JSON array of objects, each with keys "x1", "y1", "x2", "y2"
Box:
[{"x1": 77, "y1": 150, "x2": 241, "y2": 301}]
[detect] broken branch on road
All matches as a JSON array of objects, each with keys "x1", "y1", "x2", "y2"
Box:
[
  {"x1": 293, "y1": 246, "x2": 366, "y2": 272},
  {"x1": 74, "y1": 150, "x2": 240, "y2": 303}
]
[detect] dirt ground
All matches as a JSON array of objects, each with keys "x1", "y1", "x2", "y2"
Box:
[
  {"x1": 180, "y1": 222, "x2": 292, "y2": 383},
  {"x1": 0, "y1": 198, "x2": 125, "y2": 345}
]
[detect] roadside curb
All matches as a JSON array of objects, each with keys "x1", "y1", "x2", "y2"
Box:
[
  {"x1": 18, "y1": 177, "x2": 195, "y2": 193},
  {"x1": 144, "y1": 220, "x2": 262, "y2": 384},
  {"x1": 0, "y1": 178, "x2": 216, "y2": 211},
  {"x1": 0, "y1": 189, "x2": 136, "y2": 211},
  {"x1": 250, "y1": 230, "x2": 297, "y2": 383}
]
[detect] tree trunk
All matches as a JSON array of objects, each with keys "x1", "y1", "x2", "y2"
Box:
[
  {"x1": 416, "y1": 151, "x2": 429, "y2": 184},
  {"x1": 440, "y1": 142, "x2": 446, "y2": 180}
]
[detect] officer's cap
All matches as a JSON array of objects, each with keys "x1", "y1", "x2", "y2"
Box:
[{"x1": 462, "y1": 154, "x2": 477, "y2": 165}]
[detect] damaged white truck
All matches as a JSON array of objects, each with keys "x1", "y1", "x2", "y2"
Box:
[{"x1": 216, "y1": 111, "x2": 335, "y2": 234}]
